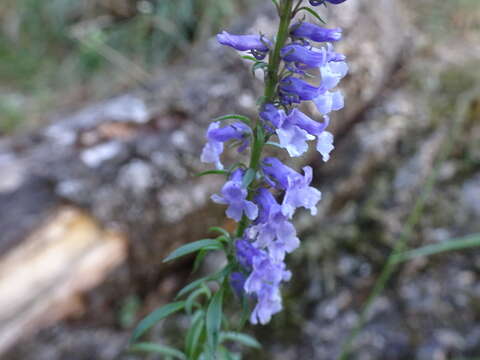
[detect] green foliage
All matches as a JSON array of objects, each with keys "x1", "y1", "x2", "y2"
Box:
[
  {"x1": 164, "y1": 239, "x2": 224, "y2": 263},
  {"x1": 0, "y1": 0, "x2": 254, "y2": 132},
  {"x1": 128, "y1": 342, "x2": 187, "y2": 359},
  {"x1": 131, "y1": 301, "x2": 186, "y2": 342}
]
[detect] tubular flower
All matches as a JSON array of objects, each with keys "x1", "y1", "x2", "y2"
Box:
[
  {"x1": 211, "y1": 169, "x2": 258, "y2": 222},
  {"x1": 201, "y1": 121, "x2": 251, "y2": 169},
  {"x1": 290, "y1": 22, "x2": 342, "y2": 42}
]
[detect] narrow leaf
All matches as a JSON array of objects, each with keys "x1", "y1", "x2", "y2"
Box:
[
  {"x1": 393, "y1": 233, "x2": 480, "y2": 264},
  {"x1": 176, "y1": 266, "x2": 232, "y2": 299},
  {"x1": 214, "y1": 114, "x2": 252, "y2": 127},
  {"x1": 195, "y1": 169, "x2": 229, "y2": 177},
  {"x1": 185, "y1": 310, "x2": 205, "y2": 359},
  {"x1": 186, "y1": 286, "x2": 212, "y2": 314},
  {"x1": 297, "y1": 7, "x2": 326, "y2": 24},
  {"x1": 129, "y1": 342, "x2": 186, "y2": 359},
  {"x1": 220, "y1": 332, "x2": 261, "y2": 349},
  {"x1": 209, "y1": 227, "x2": 231, "y2": 239},
  {"x1": 164, "y1": 239, "x2": 222, "y2": 263},
  {"x1": 241, "y1": 55, "x2": 257, "y2": 62},
  {"x1": 131, "y1": 301, "x2": 185, "y2": 342},
  {"x1": 206, "y1": 287, "x2": 225, "y2": 355}
]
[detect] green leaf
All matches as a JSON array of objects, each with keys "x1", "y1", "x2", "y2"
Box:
[
  {"x1": 186, "y1": 285, "x2": 212, "y2": 314},
  {"x1": 195, "y1": 169, "x2": 229, "y2": 177},
  {"x1": 128, "y1": 342, "x2": 186, "y2": 359},
  {"x1": 192, "y1": 249, "x2": 208, "y2": 274},
  {"x1": 241, "y1": 55, "x2": 257, "y2": 62},
  {"x1": 265, "y1": 141, "x2": 283, "y2": 149},
  {"x1": 297, "y1": 7, "x2": 326, "y2": 24},
  {"x1": 392, "y1": 233, "x2": 480, "y2": 264},
  {"x1": 164, "y1": 239, "x2": 223, "y2": 263},
  {"x1": 242, "y1": 168, "x2": 256, "y2": 188},
  {"x1": 131, "y1": 301, "x2": 185, "y2": 342},
  {"x1": 206, "y1": 287, "x2": 225, "y2": 355},
  {"x1": 176, "y1": 265, "x2": 232, "y2": 299},
  {"x1": 209, "y1": 226, "x2": 231, "y2": 239},
  {"x1": 214, "y1": 114, "x2": 252, "y2": 127},
  {"x1": 220, "y1": 332, "x2": 261, "y2": 349},
  {"x1": 186, "y1": 311, "x2": 205, "y2": 360}
]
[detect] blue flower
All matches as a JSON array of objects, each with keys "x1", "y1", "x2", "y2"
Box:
[
  {"x1": 279, "y1": 76, "x2": 319, "y2": 104},
  {"x1": 313, "y1": 90, "x2": 344, "y2": 115},
  {"x1": 310, "y1": 0, "x2": 348, "y2": 5},
  {"x1": 211, "y1": 169, "x2": 258, "y2": 221},
  {"x1": 280, "y1": 43, "x2": 327, "y2": 68},
  {"x1": 262, "y1": 157, "x2": 322, "y2": 218},
  {"x1": 290, "y1": 22, "x2": 342, "y2": 42},
  {"x1": 229, "y1": 272, "x2": 248, "y2": 299},
  {"x1": 217, "y1": 31, "x2": 270, "y2": 59},
  {"x1": 243, "y1": 248, "x2": 291, "y2": 325},
  {"x1": 201, "y1": 121, "x2": 251, "y2": 169},
  {"x1": 259, "y1": 103, "x2": 286, "y2": 128},
  {"x1": 249, "y1": 188, "x2": 300, "y2": 261},
  {"x1": 320, "y1": 60, "x2": 349, "y2": 90},
  {"x1": 287, "y1": 109, "x2": 334, "y2": 161}
]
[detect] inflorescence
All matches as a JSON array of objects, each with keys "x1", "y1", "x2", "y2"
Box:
[{"x1": 202, "y1": 0, "x2": 348, "y2": 325}]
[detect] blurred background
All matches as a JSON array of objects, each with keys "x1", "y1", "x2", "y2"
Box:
[{"x1": 0, "y1": 0, "x2": 479, "y2": 359}]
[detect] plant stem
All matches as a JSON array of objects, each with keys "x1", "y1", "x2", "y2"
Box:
[{"x1": 235, "y1": 0, "x2": 294, "y2": 238}]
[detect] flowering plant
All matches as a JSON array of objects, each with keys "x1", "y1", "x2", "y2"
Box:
[{"x1": 130, "y1": 0, "x2": 348, "y2": 358}]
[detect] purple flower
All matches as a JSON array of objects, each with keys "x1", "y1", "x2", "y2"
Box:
[
  {"x1": 244, "y1": 249, "x2": 292, "y2": 325},
  {"x1": 201, "y1": 121, "x2": 251, "y2": 169},
  {"x1": 310, "y1": 0, "x2": 348, "y2": 5},
  {"x1": 217, "y1": 31, "x2": 270, "y2": 52},
  {"x1": 235, "y1": 237, "x2": 260, "y2": 270},
  {"x1": 248, "y1": 188, "x2": 300, "y2": 261},
  {"x1": 259, "y1": 103, "x2": 286, "y2": 128},
  {"x1": 262, "y1": 158, "x2": 322, "y2": 218},
  {"x1": 276, "y1": 122, "x2": 313, "y2": 157},
  {"x1": 229, "y1": 272, "x2": 247, "y2": 298},
  {"x1": 313, "y1": 90, "x2": 344, "y2": 115},
  {"x1": 279, "y1": 76, "x2": 319, "y2": 103},
  {"x1": 316, "y1": 130, "x2": 334, "y2": 162},
  {"x1": 288, "y1": 108, "x2": 329, "y2": 135},
  {"x1": 280, "y1": 44, "x2": 327, "y2": 68},
  {"x1": 286, "y1": 109, "x2": 334, "y2": 160},
  {"x1": 211, "y1": 169, "x2": 258, "y2": 221},
  {"x1": 290, "y1": 22, "x2": 342, "y2": 42},
  {"x1": 201, "y1": 122, "x2": 224, "y2": 169},
  {"x1": 320, "y1": 60, "x2": 349, "y2": 90}
]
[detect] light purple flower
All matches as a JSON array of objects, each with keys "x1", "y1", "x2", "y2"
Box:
[
  {"x1": 211, "y1": 169, "x2": 258, "y2": 221},
  {"x1": 313, "y1": 90, "x2": 344, "y2": 115},
  {"x1": 290, "y1": 22, "x2": 342, "y2": 42},
  {"x1": 229, "y1": 272, "x2": 248, "y2": 298},
  {"x1": 217, "y1": 31, "x2": 270, "y2": 52},
  {"x1": 316, "y1": 131, "x2": 334, "y2": 162},
  {"x1": 279, "y1": 76, "x2": 319, "y2": 104},
  {"x1": 276, "y1": 118, "x2": 314, "y2": 157},
  {"x1": 244, "y1": 249, "x2": 292, "y2": 325},
  {"x1": 281, "y1": 43, "x2": 327, "y2": 68},
  {"x1": 285, "y1": 109, "x2": 334, "y2": 160},
  {"x1": 201, "y1": 121, "x2": 251, "y2": 169},
  {"x1": 248, "y1": 188, "x2": 300, "y2": 261},
  {"x1": 201, "y1": 122, "x2": 224, "y2": 169},
  {"x1": 320, "y1": 60, "x2": 349, "y2": 90},
  {"x1": 262, "y1": 158, "x2": 322, "y2": 218},
  {"x1": 259, "y1": 103, "x2": 286, "y2": 128}
]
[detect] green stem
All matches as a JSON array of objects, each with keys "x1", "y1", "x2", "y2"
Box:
[{"x1": 235, "y1": 0, "x2": 294, "y2": 239}]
